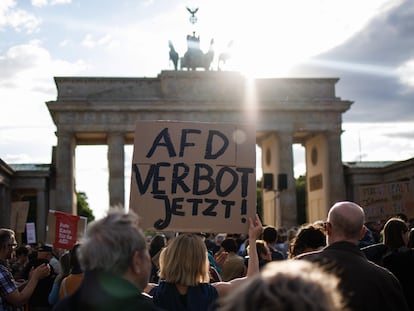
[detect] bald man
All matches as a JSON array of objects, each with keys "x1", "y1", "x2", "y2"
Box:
[{"x1": 298, "y1": 201, "x2": 409, "y2": 311}]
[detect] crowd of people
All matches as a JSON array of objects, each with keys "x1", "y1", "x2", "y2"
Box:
[{"x1": 1, "y1": 201, "x2": 414, "y2": 310}]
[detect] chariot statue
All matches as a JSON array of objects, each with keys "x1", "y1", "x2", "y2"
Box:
[
  {"x1": 180, "y1": 34, "x2": 214, "y2": 71},
  {"x1": 167, "y1": 7, "x2": 230, "y2": 71}
]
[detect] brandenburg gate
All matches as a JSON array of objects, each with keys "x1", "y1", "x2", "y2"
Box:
[{"x1": 46, "y1": 70, "x2": 352, "y2": 228}]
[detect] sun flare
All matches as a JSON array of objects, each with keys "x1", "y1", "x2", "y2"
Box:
[{"x1": 185, "y1": 0, "x2": 395, "y2": 78}]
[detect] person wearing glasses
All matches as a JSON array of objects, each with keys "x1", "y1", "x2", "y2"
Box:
[
  {"x1": 0, "y1": 228, "x2": 50, "y2": 310},
  {"x1": 53, "y1": 209, "x2": 162, "y2": 311},
  {"x1": 298, "y1": 201, "x2": 409, "y2": 311}
]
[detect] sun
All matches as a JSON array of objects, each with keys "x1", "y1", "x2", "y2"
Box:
[
  {"x1": 192, "y1": 1, "x2": 317, "y2": 78},
  {"x1": 190, "y1": 0, "x2": 393, "y2": 79}
]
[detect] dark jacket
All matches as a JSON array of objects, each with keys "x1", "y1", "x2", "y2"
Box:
[
  {"x1": 383, "y1": 247, "x2": 414, "y2": 311},
  {"x1": 150, "y1": 281, "x2": 218, "y2": 311},
  {"x1": 23, "y1": 258, "x2": 56, "y2": 310},
  {"x1": 361, "y1": 243, "x2": 388, "y2": 265},
  {"x1": 53, "y1": 270, "x2": 162, "y2": 311},
  {"x1": 299, "y1": 241, "x2": 409, "y2": 311}
]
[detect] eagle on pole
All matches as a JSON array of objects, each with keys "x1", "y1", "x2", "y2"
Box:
[{"x1": 186, "y1": 7, "x2": 199, "y2": 24}]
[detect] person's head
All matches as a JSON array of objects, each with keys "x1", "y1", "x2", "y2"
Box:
[
  {"x1": 159, "y1": 234, "x2": 209, "y2": 286},
  {"x1": 218, "y1": 260, "x2": 345, "y2": 311},
  {"x1": 325, "y1": 201, "x2": 365, "y2": 245},
  {"x1": 221, "y1": 238, "x2": 238, "y2": 253},
  {"x1": 78, "y1": 209, "x2": 150, "y2": 290},
  {"x1": 249, "y1": 240, "x2": 271, "y2": 263},
  {"x1": 289, "y1": 224, "x2": 326, "y2": 258},
  {"x1": 276, "y1": 228, "x2": 287, "y2": 243},
  {"x1": 263, "y1": 226, "x2": 278, "y2": 245},
  {"x1": 70, "y1": 243, "x2": 83, "y2": 274},
  {"x1": 59, "y1": 251, "x2": 71, "y2": 278},
  {"x1": 37, "y1": 244, "x2": 53, "y2": 260},
  {"x1": 0, "y1": 229, "x2": 16, "y2": 260},
  {"x1": 396, "y1": 213, "x2": 408, "y2": 223},
  {"x1": 27, "y1": 244, "x2": 38, "y2": 261},
  {"x1": 383, "y1": 217, "x2": 409, "y2": 250},
  {"x1": 15, "y1": 245, "x2": 29, "y2": 263},
  {"x1": 286, "y1": 227, "x2": 298, "y2": 243},
  {"x1": 149, "y1": 234, "x2": 167, "y2": 257}
]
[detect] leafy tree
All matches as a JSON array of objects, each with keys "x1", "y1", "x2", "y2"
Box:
[{"x1": 77, "y1": 191, "x2": 95, "y2": 223}]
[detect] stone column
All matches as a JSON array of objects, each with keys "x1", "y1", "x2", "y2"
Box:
[
  {"x1": 278, "y1": 131, "x2": 297, "y2": 228},
  {"x1": 55, "y1": 131, "x2": 76, "y2": 214},
  {"x1": 107, "y1": 133, "x2": 125, "y2": 208},
  {"x1": 36, "y1": 189, "x2": 47, "y2": 242},
  {"x1": 327, "y1": 130, "x2": 346, "y2": 205}
]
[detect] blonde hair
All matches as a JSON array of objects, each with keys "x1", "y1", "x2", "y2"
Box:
[
  {"x1": 219, "y1": 260, "x2": 346, "y2": 311},
  {"x1": 159, "y1": 234, "x2": 210, "y2": 286}
]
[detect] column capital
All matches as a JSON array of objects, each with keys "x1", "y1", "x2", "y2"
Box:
[{"x1": 56, "y1": 130, "x2": 74, "y2": 138}]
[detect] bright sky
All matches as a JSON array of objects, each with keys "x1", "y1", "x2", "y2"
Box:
[{"x1": 1, "y1": 0, "x2": 413, "y2": 219}]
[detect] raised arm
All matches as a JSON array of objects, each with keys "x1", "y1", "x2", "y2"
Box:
[
  {"x1": 4, "y1": 263, "x2": 50, "y2": 307},
  {"x1": 213, "y1": 214, "x2": 263, "y2": 297},
  {"x1": 246, "y1": 214, "x2": 263, "y2": 277}
]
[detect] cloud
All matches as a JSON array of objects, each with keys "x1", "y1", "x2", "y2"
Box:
[
  {"x1": 0, "y1": 40, "x2": 88, "y2": 90},
  {"x1": 81, "y1": 34, "x2": 116, "y2": 49},
  {"x1": 0, "y1": 126, "x2": 57, "y2": 164},
  {"x1": 288, "y1": 0, "x2": 414, "y2": 122},
  {"x1": 59, "y1": 39, "x2": 70, "y2": 47},
  {"x1": 384, "y1": 129, "x2": 414, "y2": 139},
  {"x1": 0, "y1": 40, "x2": 89, "y2": 132},
  {"x1": 341, "y1": 123, "x2": 414, "y2": 162},
  {"x1": 31, "y1": 0, "x2": 71, "y2": 7},
  {"x1": 397, "y1": 59, "x2": 414, "y2": 88},
  {"x1": 0, "y1": 0, "x2": 41, "y2": 33}
]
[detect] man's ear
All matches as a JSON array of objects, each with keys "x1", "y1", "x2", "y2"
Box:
[
  {"x1": 131, "y1": 251, "x2": 142, "y2": 275},
  {"x1": 324, "y1": 222, "x2": 332, "y2": 235}
]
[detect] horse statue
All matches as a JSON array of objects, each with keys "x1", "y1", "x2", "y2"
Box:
[
  {"x1": 204, "y1": 38, "x2": 215, "y2": 70},
  {"x1": 218, "y1": 40, "x2": 233, "y2": 70},
  {"x1": 168, "y1": 40, "x2": 179, "y2": 70},
  {"x1": 180, "y1": 33, "x2": 215, "y2": 71}
]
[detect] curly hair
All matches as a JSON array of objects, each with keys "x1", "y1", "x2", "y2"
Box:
[
  {"x1": 289, "y1": 224, "x2": 326, "y2": 258},
  {"x1": 218, "y1": 260, "x2": 346, "y2": 311}
]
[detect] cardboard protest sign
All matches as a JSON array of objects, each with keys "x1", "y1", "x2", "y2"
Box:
[
  {"x1": 46, "y1": 211, "x2": 87, "y2": 250},
  {"x1": 26, "y1": 222, "x2": 36, "y2": 244},
  {"x1": 359, "y1": 180, "x2": 414, "y2": 222},
  {"x1": 10, "y1": 201, "x2": 30, "y2": 233},
  {"x1": 129, "y1": 120, "x2": 256, "y2": 233}
]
